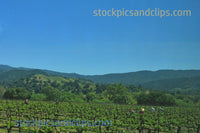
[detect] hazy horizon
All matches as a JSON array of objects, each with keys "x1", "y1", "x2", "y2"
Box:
[{"x1": 1, "y1": 64, "x2": 200, "y2": 76}]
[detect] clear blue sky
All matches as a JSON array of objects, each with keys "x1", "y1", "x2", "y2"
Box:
[{"x1": 0, "y1": 0, "x2": 200, "y2": 75}]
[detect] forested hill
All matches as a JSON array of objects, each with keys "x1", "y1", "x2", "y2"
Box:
[
  {"x1": 82, "y1": 70, "x2": 200, "y2": 85},
  {"x1": 0, "y1": 65, "x2": 14, "y2": 73},
  {"x1": 4, "y1": 74, "x2": 96, "y2": 94},
  {"x1": 142, "y1": 76, "x2": 200, "y2": 94},
  {"x1": 41, "y1": 69, "x2": 200, "y2": 85},
  {"x1": 1, "y1": 64, "x2": 200, "y2": 92},
  {"x1": 0, "y1": 69, "x2": 49, "y2": 82}
]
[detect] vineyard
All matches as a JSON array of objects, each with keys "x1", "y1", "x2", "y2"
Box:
[{"x1": 0, "y1": 100, "x2": 200, "y2": 133}]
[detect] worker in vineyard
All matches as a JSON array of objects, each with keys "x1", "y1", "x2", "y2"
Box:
[
  {"x1": 139, "y1": 108, "x2": 145, "y2": 114},
  {"x1": 24, "y1": 99, "x2": 29, "y2": 105},
  {"x1": 151, "y1": 107, "x2": 155, "y2": 113},
  {"x1": 130, "y1": 108, "x2": 134, "y2": 115},
  {"x1": 159, "y1": 107, "x2": 163, "y2": 112}
]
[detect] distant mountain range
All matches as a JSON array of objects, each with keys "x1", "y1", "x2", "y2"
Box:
[{"x1": 0, "y1": 64, "x2": 200, "y2": 91}]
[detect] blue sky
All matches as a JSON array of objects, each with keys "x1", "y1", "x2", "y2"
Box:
[{"x1": 0, "y1": 0, "x2": 200, "y2": 75}]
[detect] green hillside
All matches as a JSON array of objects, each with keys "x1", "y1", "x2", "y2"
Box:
[
  {"x1": 1, "y1": 71, "x2": 200, "y2": 106},
  {"x1": 5, "y1": 73, "x2": 96, "y2": 93},
  {"x1": 83, "y1": 70, "x2": 200, "y2": 85},
  {"x1": 143, "y1": 76, "x2": 200, "y2": 94},
  {"x1": 1, "y1": 64, "x2": 200, "y2": 95},
  {"x1": 0, "y1": 65, "x2": 14, "y2": 73},
  {"x1": 0, "y1": 69, "x2": 48, "y2": 82}
]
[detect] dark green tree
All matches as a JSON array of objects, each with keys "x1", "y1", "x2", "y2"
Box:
[{"x1": 105, "y1": 83, "x2": 129, "y2": 104}]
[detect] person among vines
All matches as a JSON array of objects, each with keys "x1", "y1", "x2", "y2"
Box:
[
  {"x1": 139, "y1": 108, "x2": 145, "y2": 114},
  {"x1": 130, "y1": 108, "x2": 134, "y2": 115},
  {"x1": 24, "y1": 99, "x2": 29, "y2": 105},
  {"x1": 159, "y1": 107, "x2": 163, "y2": 112},
  {"x1": 151, "y1": 107, "x2": 155, "y2": 113}
]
